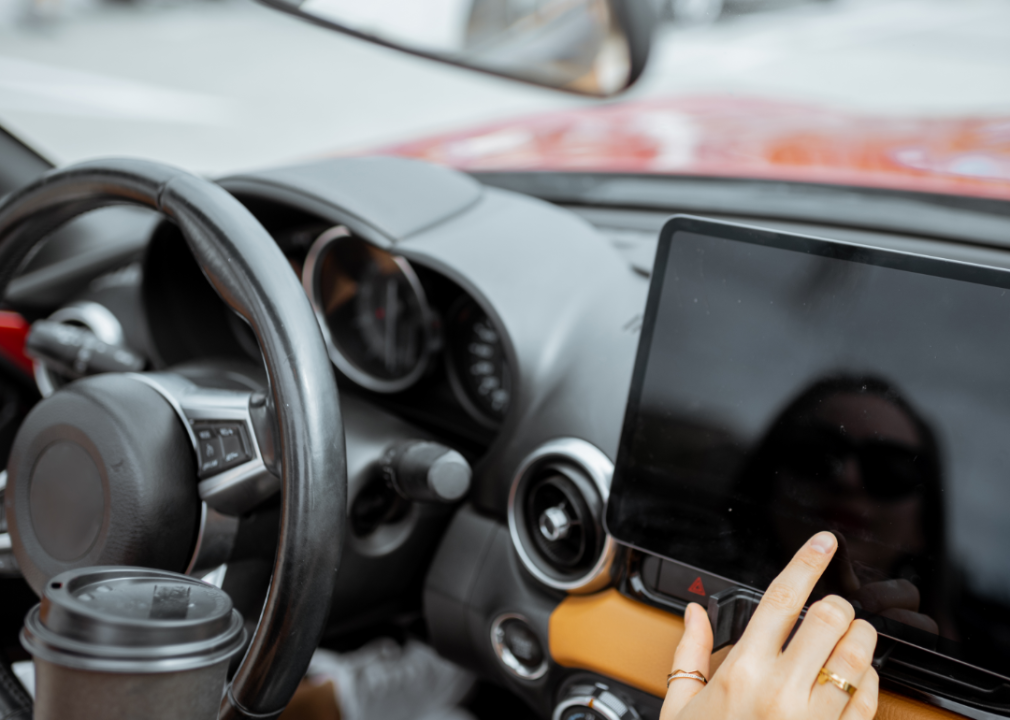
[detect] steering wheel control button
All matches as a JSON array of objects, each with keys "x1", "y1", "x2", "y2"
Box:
[
  {"x1": 490, "y1": 614, "x2": 548, "y2": 680},
  {"x1": 22, "y1": 566, "x2": 246, "y2": 720},
  {"x1": 29, "y1": 441, "x2": 105, "y2": 562},
  {"x1": 193, "y1": 422, "x2": 251, "y2": 478},
  {"x1": 217, "y1": 425, "x2": 247, "y2": 466},
  {"x1": 554, "y1": 683, "x2": 641, "y2": 720},
  {"x1": 198, "y1": 434, "x2": 223, "y2": 475}
]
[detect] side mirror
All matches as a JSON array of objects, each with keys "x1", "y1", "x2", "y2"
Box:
[{"x1": 256, "y1": 0, "x2": 653, "y2": 97}]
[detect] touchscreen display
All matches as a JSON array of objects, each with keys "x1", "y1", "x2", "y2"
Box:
[{"x1": 608, "y1": 216, "x2": 1010, "y2": 678}]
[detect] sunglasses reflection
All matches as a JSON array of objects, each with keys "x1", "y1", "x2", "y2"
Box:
[{"x1": 735, "y1": 375, "x2": 951, "y2": 641}]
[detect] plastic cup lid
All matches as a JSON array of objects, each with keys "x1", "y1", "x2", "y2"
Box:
[{"x1": 21, "y1": 566, "x2": 246, "y2": 673}]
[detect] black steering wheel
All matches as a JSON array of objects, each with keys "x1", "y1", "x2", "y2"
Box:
[{"x1": 0, "y1": 159, "x2": 346, "y2": 719}]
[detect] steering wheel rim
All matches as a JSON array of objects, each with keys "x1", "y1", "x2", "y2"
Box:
[{"x1": 0, "y1": 159, "x2": 346, "y2": 720}]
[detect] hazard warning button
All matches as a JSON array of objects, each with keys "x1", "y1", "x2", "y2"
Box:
[{"x1": 653, "y1": 560, "x2": 734, "y2": 603}]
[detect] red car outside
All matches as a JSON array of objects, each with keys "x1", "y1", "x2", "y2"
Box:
[{"x1": 379, "y1": 95, "x2": 1010, "y2": 200}]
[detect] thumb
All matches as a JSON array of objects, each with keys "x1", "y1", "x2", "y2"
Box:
[{"x1": 661, "y1": 603, "x2": 713, "y2": 719}]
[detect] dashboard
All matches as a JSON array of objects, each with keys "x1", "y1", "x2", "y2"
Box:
[
  {"x1": 5, "y1": 155, "x2": 1010, "y2": 720},
  {"x1": 143, "y1": 202, "x2": 513, "y2": 450}
]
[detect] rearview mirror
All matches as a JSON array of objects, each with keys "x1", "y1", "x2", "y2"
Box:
[{"x1": 256, "y1": 0, "x2": 652, "y2": 97}]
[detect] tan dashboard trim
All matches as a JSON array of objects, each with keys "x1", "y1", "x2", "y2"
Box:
[{"x1": 548, "y1": 589, "x2": 966, "y2": 720}]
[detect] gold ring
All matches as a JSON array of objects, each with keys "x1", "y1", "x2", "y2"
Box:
[
  {"x1": 818, "y1": 668, "x2": 857, "y2": 696},
  {"x1": 667, "y1": 669, "x2": 708, "y2": 688}
]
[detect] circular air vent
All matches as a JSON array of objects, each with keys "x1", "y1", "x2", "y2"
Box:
[{"x1": 508, "y1": 438, "x2": 615, "y2": 593}]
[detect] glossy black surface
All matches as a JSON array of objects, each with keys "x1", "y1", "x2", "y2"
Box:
[
  {"x1": 317, "y1": 234, "x2": 429, "y2": 385},
  {"x1": 609, "y1": 215, "x2": 1010, "y2": 681}
]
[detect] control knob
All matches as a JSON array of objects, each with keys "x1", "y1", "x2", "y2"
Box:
[
  {"x1": 553, "y1": 682, "x2": 640, "y2": 720},
  {"x1": 380, "y1": 440, "x2": 471, "y2": 503}
]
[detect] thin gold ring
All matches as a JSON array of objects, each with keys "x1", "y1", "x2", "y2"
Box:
[
  {"x1": 667, "y1": 669, "x2": 708, "y2": 688},
  {"x1": 818, "y1": 668, "x2": 857, "y2": 696}
]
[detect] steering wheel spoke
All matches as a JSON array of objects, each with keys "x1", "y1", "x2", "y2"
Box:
[{"x1": 130, "y1": 372, "x2": 280, "y2": 517}]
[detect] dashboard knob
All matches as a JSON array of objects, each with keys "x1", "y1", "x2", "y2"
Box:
[
  {"x1": 380, "y1": 440, "x2": 471, "y2": 503},
  {"x1": 553, "y1": 683, "x2": 641, "y2": 720},
  {"x1": 491, "y1": 614, "x2": 548, "y2": 680}
]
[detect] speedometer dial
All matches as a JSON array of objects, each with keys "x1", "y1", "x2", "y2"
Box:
[
  {"x1": 303, "y1": 227, "x2": 435, "y2": 393},
  {"x1": 446, "y1": 297, "x2": 512, "y2": 426}
]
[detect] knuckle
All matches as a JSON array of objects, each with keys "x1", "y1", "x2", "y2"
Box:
[
  {"x1": 836, "y1": 641, "x2": 872, "y2": 671},
  {"x1": 762, "y1": 584, "x2": 799, "y2": 612},
  {"x1": 724, "y1": 658, "x2": 760, "y2": 690},
  {"x1": 809, "y1": 597, "x2": 853, "y2": 630},
  {"x1": 852, "y1": 690, "x2": 878, "y2": 719},
  {"x1": 712, "y1": 671, "x2": 734, "y2": 696},
  {"x1": 852, "y1": 618, "x2": 879, "y2": 640}
]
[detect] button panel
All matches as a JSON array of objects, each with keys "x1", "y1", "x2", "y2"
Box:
[{"x1": 193, "y1": 422, "x2": 251, "y2": 477}]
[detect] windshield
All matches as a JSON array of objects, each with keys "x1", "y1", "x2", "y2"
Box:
[{"x1": 1, "y1": 0, "x2": 1008, "y2": 195}]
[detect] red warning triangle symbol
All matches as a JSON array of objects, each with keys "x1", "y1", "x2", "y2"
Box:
[{"x1": 688, "y1": 577, "x2": 706, "y2": 596}]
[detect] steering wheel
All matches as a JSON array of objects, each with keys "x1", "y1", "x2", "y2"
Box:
[{"x1": 0, "y1": 159, "x2": 346, "y2": 719}]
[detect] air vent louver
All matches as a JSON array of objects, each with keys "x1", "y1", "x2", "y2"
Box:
[{"x1": 508, "y1": 438, "x2": 615, "y2": 593}]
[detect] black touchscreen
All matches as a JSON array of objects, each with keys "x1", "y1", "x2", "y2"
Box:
[{"x1": 608, "y1": 216, "x2": 1010, "y2": 679}]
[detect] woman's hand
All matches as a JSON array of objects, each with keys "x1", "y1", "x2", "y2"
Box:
[{"x1": 661, "y1": 532, "x2": 879, "y2": 720}]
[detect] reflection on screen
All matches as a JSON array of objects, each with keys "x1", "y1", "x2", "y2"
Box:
[{"x1": 610, "y1": 226, "x2": 1010, "y2": 677}]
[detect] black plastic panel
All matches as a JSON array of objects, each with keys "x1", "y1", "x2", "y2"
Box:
[{"x1": 425, "y1": 507, "x2": 563, "y2": 717}]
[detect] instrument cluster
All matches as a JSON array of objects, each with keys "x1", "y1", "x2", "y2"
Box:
[{"x1": 300, "y1": 226, "x2": 513, "y2": 431}]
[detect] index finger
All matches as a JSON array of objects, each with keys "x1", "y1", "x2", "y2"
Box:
[{"x1": 738, "y1": 532, "x2": 838, "y2": 655}]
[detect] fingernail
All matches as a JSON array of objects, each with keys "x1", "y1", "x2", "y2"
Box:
[
  {"x1": 810, "y1": 532, "x2": 837, "y2": 554},
  {"x1": 685, "y1": 604, "x2": 694, "y2": 622}
]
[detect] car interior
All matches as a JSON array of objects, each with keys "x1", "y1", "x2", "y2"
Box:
[{"x1": 1, "y1": 1, "x2": 1009, "y2": 719}]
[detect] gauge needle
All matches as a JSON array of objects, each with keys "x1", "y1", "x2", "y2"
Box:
[{"x1": 385, "y1": 278, "x2": 398, "y2": 372}]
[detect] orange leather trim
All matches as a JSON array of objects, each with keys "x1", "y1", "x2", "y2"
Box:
[
  {"x1": 549, "y1": 589, "x2": 965, "y2": 719},
  {"x1": 279, "y1": 680, "x2": 341, "y2": 720},
  {"x1": 874, "y1": 693, "x2": 964, "y2": 720}
]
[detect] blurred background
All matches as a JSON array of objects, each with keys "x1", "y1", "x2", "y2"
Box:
[{"x1": 0, "y1": 0, "x2": 1008, "y2": 175}]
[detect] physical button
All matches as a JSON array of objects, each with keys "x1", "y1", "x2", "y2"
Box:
[
  {"x1": 193, "y1": 423, "x2": 250, "y2": 477},
  {"x1": 491, "y1": 615, "x2": 547, "y2": 680},
  {"x1": 197, "y1": 433, "x2": 223, "y2": 476},
  {"x1": 648, "y1": 557, "x2": 734, "y2": 603},
  {"x1": 554, "y1": 682, "x2": 640, "y2": 720},
  {"x1": 502, "y1": 619, "x2": 544, "y2": 668},
  {"x1": 217, "y1": 425, "x2": 248, "y2": 468}
]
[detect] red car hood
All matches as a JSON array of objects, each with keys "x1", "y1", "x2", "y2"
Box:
[{"x1": 376, "y1": 96, "x2": 1010, "y2": 200}]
